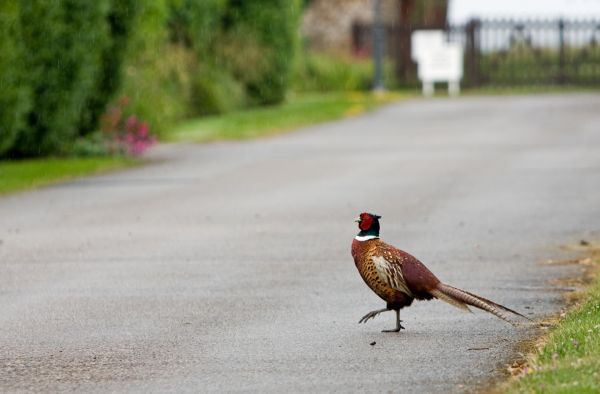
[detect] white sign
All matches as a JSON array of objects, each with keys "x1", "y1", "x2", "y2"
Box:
[
  {"x1": 411, "y1": 30, "x2": 464, "y2": 96},
  {"x1": 411, "y1": 30, "x2": 445, "y2": 62}
]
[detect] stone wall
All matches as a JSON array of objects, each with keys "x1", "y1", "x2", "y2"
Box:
[{"x1": 301, "y1": 0, "x2": 398, "y2": 53}]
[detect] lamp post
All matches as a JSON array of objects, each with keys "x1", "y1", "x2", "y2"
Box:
[{"x1": 372, "y1": 0, "x2": 385, "y2": 91}]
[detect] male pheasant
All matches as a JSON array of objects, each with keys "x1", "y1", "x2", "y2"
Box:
[{"x1": 351, "y1": 212, "x2": 529, "y2": 332}]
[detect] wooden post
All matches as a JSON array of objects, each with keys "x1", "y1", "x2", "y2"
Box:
[
  {"x1": 395, "y1": 0, "x2": 414, "y2": 83},
  {"x1": 465, "y1": 19, "x2": 481, "y2": 87},
  {"x1": 558, "y1": 19, "x2": 566, "y2": 84}
]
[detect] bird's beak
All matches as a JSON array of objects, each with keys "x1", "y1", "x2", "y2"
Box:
[{"x1": 354, "y1": 216, "x2": 361, "y2": 223}]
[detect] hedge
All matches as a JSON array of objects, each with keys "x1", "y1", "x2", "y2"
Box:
[
  {"x1": 0, "y1": 0, "x2": 137, "y2": 158},
  {"x1": 0, "y1": 0, "x2": 300, "y2": 157},
  {"x1": 0, "y1": 1, "x2": 30, "y2": 157}
]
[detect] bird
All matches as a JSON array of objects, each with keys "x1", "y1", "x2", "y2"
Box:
[{"x1": 351, "y1": 212, "x2": 530, "y2": 332}]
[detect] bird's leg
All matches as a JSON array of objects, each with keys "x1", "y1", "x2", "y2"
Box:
[
  {"x1": 382, "y1": 309, "x2": 405, "y2": 333},
  {"x1": 358, "y1": 307, "x2": 390, "y2": 324}
]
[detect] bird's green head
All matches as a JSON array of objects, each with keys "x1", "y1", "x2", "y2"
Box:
[{"x1": 355, "y1": 212, "x2": 381, "y2": 239}]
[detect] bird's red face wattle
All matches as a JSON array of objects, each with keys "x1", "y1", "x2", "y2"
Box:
[{"x1": 358, "y1": 213, "x2": 374, "y2": 231}]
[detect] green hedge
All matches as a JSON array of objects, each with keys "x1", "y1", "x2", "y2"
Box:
[
  {"x1": 77, "y1": 0, "x2": 139, "y2": 136},
  {"x1": 0, "y1": 1, "x2": 30, "y2": 157},
  {"x1": 0, "y1": 0, "x2": 138, "y2": 158},
  {"x1": 15, "y1": 0, "x2": 110, "y2": 156},
  {"x1": 222, "y1": 0, "x2": 300, "y2": 105},
  {"x1": 0, "y1": 0, "x2": 301, "y2": 157},
  {"x1": 293, "y1": 52, "x2": 374, "y2": 92}
]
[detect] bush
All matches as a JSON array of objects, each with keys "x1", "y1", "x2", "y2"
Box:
[
  {"x1": 0, "y1": 0, "x2": 303, "y2": 156},
  {"x1": 118, "y1": 0, "x2": 193, "y2": 137},
  {"x1": 73, "y1": 97, "x2": 155, "y2": 157},
  {"x1": 0, "y1": 1, "x2": 138, "y2": 158},
  {"x1": 14, "y1": 0, "x2": 110, "y2": 157},
  {"x1": 167, "y1": 0, "x2": 225, "y2": 54},
  {"x1": 120, "y1": 43, "x2": 194, "y2": 137},
  {"x1": 77, "y1": 0, "x2": 139, "y2": 136},
  {"x1": 293, "y1": 52, "x2": 374, "y2": 92},
  {"x1": 222, "y1": 0, "x2": 301, "y2": 105},
  {"x1": 0, "y1": 1, "x2": 30, "y2": 157},
  {"x1": 189, "y1": 66, "x2": 245, "y2": 116}
]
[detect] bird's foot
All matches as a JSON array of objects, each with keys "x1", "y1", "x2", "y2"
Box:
[
  {"x1": 358, "y1": 308, "x2": 388, "y2": 324},
  {"x1": 382, "y1": 321, "x2": 405, "y2": 333}
]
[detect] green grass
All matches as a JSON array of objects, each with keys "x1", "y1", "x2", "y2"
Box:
[
  {"x1": 0, "y1": 157, "x2": 136, "y2": 195},
  {"x1": 171, "y1": 91, "x2": 406, "y2": 143},
  {"x1": 0, "y1": 92, "x2": 401, "y2": 196},
  {"x1": 463, "y1": 85, "x2": 600, "y2": 96},
  {"x1": 505, "y1": 249, "x2": 600, "y2": 393}
]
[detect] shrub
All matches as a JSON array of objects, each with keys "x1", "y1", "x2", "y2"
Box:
[
  {"x1": 189, "y1": 66, "x2": 246, "y2": 116},
  {"x1": 15, "y1": 0, "x2": 110, "y2": 157},
  {"x1": 118, "y1": 0, "x2": 194, "y2": 137},
  {"x1": 105, "y1": 97, "x2": 156, "y2": 156},
  {"x1": 222, "y1": 0, "x2": 301, "y2": 105},
  {"x1": 120, "y1": 43, "x2": 195, "y2": 137},
  {"x1": 0, "y1": 1, "x2": 30, "y2": 157},
  {"x1": 74, "y1": 96, "x2": 155, "y2": 157},
  {"x1": 77, "y1": 0, "x2": 139, "y2": 136},
  {"x1": 293, "y1": 52, "x2": 374, "y2": 92},
  {"x1": 167, "y1": 0, "x2": 225, "y2": 54}
]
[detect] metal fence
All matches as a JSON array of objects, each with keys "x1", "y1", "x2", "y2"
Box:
[
  {"x1": 451, "y1": 18, "x2": 600, "y2": 87},
  {"x1": 353, "y1": 18, "x2": 600, "y2": 87}
]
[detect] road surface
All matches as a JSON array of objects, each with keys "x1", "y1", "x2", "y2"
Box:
[{"x1": 1, "y1": 94, "x2": 599, "y2": 392}]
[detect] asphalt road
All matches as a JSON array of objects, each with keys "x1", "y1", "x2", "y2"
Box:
[{"x1": 1, "y1": 94, "x2": 599, "y2": 393}]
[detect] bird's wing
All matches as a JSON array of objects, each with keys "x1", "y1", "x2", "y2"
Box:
[
  {"x1": 372, "y1": 254, "x2": 413, "y2": 297},
  {"x1": 374, "y1": 241, "x2": 441, "y2": 299}
]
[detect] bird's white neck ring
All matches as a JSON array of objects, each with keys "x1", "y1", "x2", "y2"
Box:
[{"x1": 354, "y1": 235, "x2": 379, "y2": 241}]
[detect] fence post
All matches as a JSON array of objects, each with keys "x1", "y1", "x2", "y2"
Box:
[
  {"x1": 558, "y1": 19, "x2": 566, "y2": 84},
  {"x1": 372, "y1": 0, "x2": 385, "y2": 91},
  {"x1": 465, "y1": 19, "x2": 481, "y2": 87}
]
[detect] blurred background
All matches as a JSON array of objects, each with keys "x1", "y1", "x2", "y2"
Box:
[{"x1": 1, "y1": 0, "x2": 600, "y2": 162}]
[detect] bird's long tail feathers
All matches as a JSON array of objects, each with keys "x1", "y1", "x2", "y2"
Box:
[{"x1": 430, "y1": 283, "x2": 531, "y2": 326}]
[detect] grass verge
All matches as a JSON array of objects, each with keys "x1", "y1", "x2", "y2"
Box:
[
  {"x1": 463, "y1": 85, "x2": 600, "y2": 96},
  {"x1": 504, "y1": 245, "x2": 600, "y2": 393},
  {"x1": 171, "y1": 91, "x2": 406, "y2": 143},
  {"x1": 0, "y1": 157, "x2": 137, "y2": 196}
]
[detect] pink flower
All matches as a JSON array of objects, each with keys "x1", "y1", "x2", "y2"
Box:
[{"x1": 100, "y1": 98, "x2": 156, "y2": 157}]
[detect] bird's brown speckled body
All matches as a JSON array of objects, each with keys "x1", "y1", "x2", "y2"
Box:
[
  {"x1": 352, "y1": 238, "x2": 438, "y2": 310},
  {"x1": 351, "y1": 212, "x2": 530, "y2": 332}
]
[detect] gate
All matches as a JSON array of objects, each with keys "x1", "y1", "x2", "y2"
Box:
[
  {"x1": 353, "y1": 18, "x2": 600, "y2": 88},
  {"x1": 449, "y1": 19, "x2": 600, "y2": 87}
]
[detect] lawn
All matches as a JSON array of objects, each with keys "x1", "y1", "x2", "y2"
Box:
[
  {"x1": 0, "y1": 157, "x2": 136, "y2": 196},
  {"x1": 171, "y1": 91, "x2": 405, "y2": 143},
  {"x1": 505, "y1": 246, "x2": 600, "y2": 393}
]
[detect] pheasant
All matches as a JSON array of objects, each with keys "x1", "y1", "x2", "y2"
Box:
[{"x1": 351, "y1": 212, "x2": 529, "y2": 332}]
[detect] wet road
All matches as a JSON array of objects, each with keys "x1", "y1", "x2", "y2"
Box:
[{"x1": 1, "y1": 94, "x2": 599, "y2": 392}]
